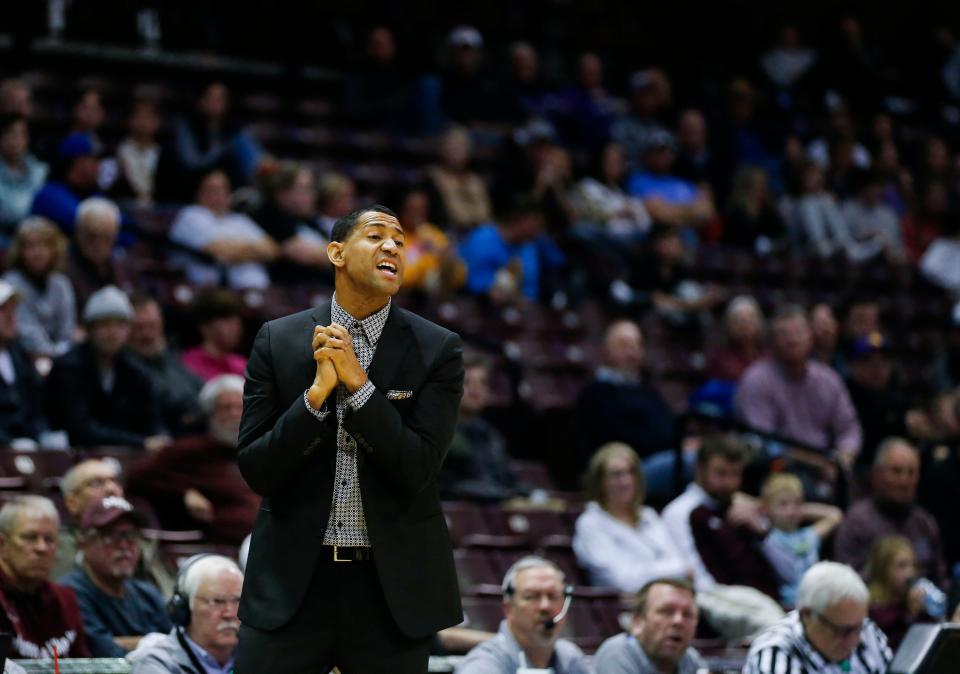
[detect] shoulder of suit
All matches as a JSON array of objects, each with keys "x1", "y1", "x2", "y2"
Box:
[
  {"x1": 393, "y1": 305, "x2": 459, "y2": 342},
  {"x1": 260, "y1": 307, "x2": 317, "y2": 337}
]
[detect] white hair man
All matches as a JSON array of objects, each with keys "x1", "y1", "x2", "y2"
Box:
[
  {"x1": 743, "y1": 561, "x2": 892, "y2": 674},
  {"x1": 130, "y1": 554, "x2": 243, "y2": 673},
  {"x1": 456, "y1": 556, "x2": 590, "y2": 674}
]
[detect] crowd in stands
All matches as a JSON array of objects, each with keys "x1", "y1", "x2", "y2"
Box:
[{"x1": 2, "y1": 4, "x2": 960, "y2": 672}]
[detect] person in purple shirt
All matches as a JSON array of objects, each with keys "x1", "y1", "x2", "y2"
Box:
[{"x1": 735, "y1": 304, "x2": 863, "y2": 467}]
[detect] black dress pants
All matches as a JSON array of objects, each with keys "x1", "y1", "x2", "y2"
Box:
[{"x1": 235, "y1": 553, "x2": 432, "y2": 674}]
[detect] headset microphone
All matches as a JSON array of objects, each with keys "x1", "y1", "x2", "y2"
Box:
[{"x1": 542, "y1": 585, "x2": 574, "y2": 631}]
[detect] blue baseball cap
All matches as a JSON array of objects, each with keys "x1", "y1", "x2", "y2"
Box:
[{"x1": 56, "y1": 132, "x2": 99, "y2": 160}]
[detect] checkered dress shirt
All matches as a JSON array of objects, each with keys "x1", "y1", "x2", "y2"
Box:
[{"x1": 304, "y1": 294, "x2": 390, "y2": 547}]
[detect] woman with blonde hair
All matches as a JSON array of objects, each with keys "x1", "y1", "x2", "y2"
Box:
[
  {"x1": 2, "y1": 216, "x2": 76, "y2": 358},
  {"x1": 573, "y1": 442, "x2": 690, "y2": 592},
  {"x1": 865, "y1": 535, "x2": 938, "y2": 650}
]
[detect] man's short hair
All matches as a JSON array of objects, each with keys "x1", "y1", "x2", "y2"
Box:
[
  {"x1": 199, "y1": 374, "x2": 244, "y2": 415},
  {"x1": 190, "y1": 288, "x2": 243, "y2": 326},
  {"x1": 501, "y1": 555, "x2": 564, "y2": 598},
  {"x1": 60, "y1": 459, "x2": 117, "y2": 498},
  {"x1": 872, "y1": 436, "x2": 917, "y2": 470},
  {"x1": 0, "y1": 495, "x2": 59, "y2": 536},
  {"x1": 462, "y1": 352, "x2": 492, "y2": 374},
  {"x1": 181, "y1": 555, "x2": 243, "y2": 610},
  {"x1": 696, "y1": 433, "x2": 750, "y2": 467},
  {"x1": 330, "y1": 205, "x2": 398, "y2": 243},
  {"x1": 796, "y1": 561, "x2": 868, "y2": 613},
  {"x1": 76, "y1": 197, "x2": 120, "y2": 230},
  {"x1": 771, "y1": 303, "x2": 808, "y2": 326},
  {"x1": 633, "y1": 577, "x2": 695, "y2": 616}
]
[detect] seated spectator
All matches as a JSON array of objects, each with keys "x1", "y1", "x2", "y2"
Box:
[
  {"x1": 807, "y1": 107, "x2": 871, "y2": 174},
  {"x1": 62, "y1": 496, "x2": 171, "y2": 656},
  {"x1": 845, "y1": 333, "x2": 911, "y2": 474},
  {"x1": 743, "y1": 561, "x2": 892, "y2": 674},
  {"x1": 69, "y1": 89, "x2": 105, "y2": 151},
  {"x1": 440, "y1": 355, "x2": 528, "y2": 502},
  {"x1": 127, "y1": 375, "x2": 259, "y2": 545},
  {"x1": 0, "y1": 79, "x2": 32, "y2": 118},
  {"x1": 569, "y1": 141, "x2": 653, "y2": 240},
  {"x1": 128, "y1": 555, "x2": 242, "y2": 674},
  {"x1": 0, "y1": 496, "x2": 91, "y2": 658},
  {"x1": 113, "y1": 99, "x2": 162, "y2": 205},
  {"x1": 127, "y1": 294, "x2": 204, "y2": 436},
  {"x1": 30, "y1": 133, "x2": 103, "y2": 235},
  {"x1": 456, "y1": 556, "x2": 590, "y2": 674},
  {"x1": 573, "y1": 443, "x2": 689, "y2": 592},
  {"x1": 64, "y1": 196, "x2": 136, "y2": 313},
  {"x1": 156, "y1": 81, "x2": 262, "y2": 201},
  {"x1": 439, "y1": 26, "x2": 499, "y2": 126},
  {"x1": 735, "y1": 304, "x2": 862, "y2": 465},
  {"x1": 686, "y1": 437, "x2": 781, "y2": 601},
  {"x1": 901, "y1": 179, "x2": 948, "y2": 263},
  {"x1": 254, "y1": 161, "x2": 331, "y2": 284},
  {"x1": 865, "y1": 536, "x2": 938, "y2": 650},
  {"x1": 0, "y1": 280, "x2": 49, "y2": 446},
  {"x1": 396, "y1": 188, "x2": 465, "y2": 296},
  {"x1": 932, "y1": 309, "x2": 960, "y2": 391},
  {"x1": 919, "y1": 214, "x2": 960, "y2": 299},
  {"x1": 169, "y1": 169, "x2": 278, "y2": 290},
  {"x1": 840, "y1": 170, "x2": 906, "y2": 265},
  {"x1": 423, "y1": 126, "x2": 493, "y2": 232},
  {"x1": 673, "y1": 108, "x2": 722, "y2": 194},
  {"x1": 315, "y1": 172, "x2": 356, "y2": 239},
  {"x1": 341, "y1": 26, "x2": 416, "y2": 132},
  {"x1": 46, "y1": 286, "x2": 169, "y2": 450},
  {"x1": 551, "y1": 52, "x2": 617, "y2": 152},
  {"x1": 836, "y1": 296, "x2": 881, "y2": 365},
  {"x1": 722, "y1": 165, "x2": 786, "y2": 253},
  {"x1": 780, "y1": 160, "x2": 852, "y2": 259},
  {"x1": 760, "y1": 23, "x2": 818, "y2": 91},
  {"x1": 760, "y1": 473, "x2": 843, "y2": 608},
  {"x1": 706, "y1": 295, "x2": 766, "y2": 382},
  {"x1": 502, "y1": 41, "x2": 550, "y2": 124},
  {"x1": 612, "y1": 69, "x2": 673, "y2": 170},
  {"x1": 3, "y1": 216, "x2": 76, "y2": 359},
  {"x1": 52, "y1": 459, "x2": 123, "y2": 580},
  {"x1": 575, "y1": 320, "x2": 675, "y2": 480},
  {"x1": 459, "y1": 198, "x2": 564, "y2": 303},
  {"x1": 0, "y1": 113, "x2": 47, "y2": 234},
  {"x1": 626, "y1": 131, "x2": 715, "y2": 230},
  {"x1": 834, "y1": 438, "x2": 946, "y2": 586},
  {"x1": 593, "y1": 578, "x2": 705, "y2": 674},
  {"x1": 809, "y1": 302, "x2": 840, "y2": 368},
  {"x1": 181, "y1": 289, "x2": 247, "y2": 382}
]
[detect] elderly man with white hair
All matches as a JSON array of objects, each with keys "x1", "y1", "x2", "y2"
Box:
[
  {"x1": 128, "y1": 374, "x2": 259, "y2": 545},
  {"x1": 743, "y1": 561, "x2": 893, "y2": 674},
  {"x1": 65, "y1": 196, "x2": 136, "y2": 312},
  {"x1": 129, "y1": 554, "x2": 243, "y2": 674}
]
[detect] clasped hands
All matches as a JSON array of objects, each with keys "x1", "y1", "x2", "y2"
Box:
[{"x1": 306, "y1": 323, "x2": 368, "y2": 409}]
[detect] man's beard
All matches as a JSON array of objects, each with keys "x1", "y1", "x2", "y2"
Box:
[{"x1": 209, "y1": 418, "x2": 240, "y2": 447}]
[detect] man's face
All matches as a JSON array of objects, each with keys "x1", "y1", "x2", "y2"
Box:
[
  {"x1": 632, "y1": 585, "x2": 698, "y2": 669},
  {"x1": 198, "y1": 84, "x2": 229, "y2": 121},
  {"x1": 65, "y1": 461, "x2": 123, "y2": 518},
  {"x1": 329, "y1": 211, "x2": 406, "y2": 298},
  {"x1": 189, "y1": 570, "x2": 243, "y2": 654},
  {"x1": 0, "y1": 512, "x2": 58, "y2": 586},
  {"x1": 697, "y1": 456, "x2": 743, "y2": 504},
  {"x1": 0, "y1": 119, "x2": 28, "y2": 161},
  {"x1": 850, "y1": 352, "x2": 892, "y2": 390},
  {"x1": 460, "y1": 366, "x2": 490, "y2": 415},
  {"x1": 73, "y1": 92, "x2": 104, "y2": 131},
  {"x1": 0, "y1": 299, "x2": 18, "y2": 342},
  {"x1": 772, "y1": 315, "x2": 813, "y2": 366},
  {"x1": 810, "y1": 305, "x2": 838, "y2": 351},
  {"x1": 76, "y1": 218, "x2": 118, "y2": 264},
  {"x1": 802, "y1": 598, "x2": 867, "y2": 663},
  {"x1": 197, "y1": 172, "x2": 231, "y2": 214},
  {"x1": 202, "y1": 315, "x2": 243, "y2": 352},
  {"x1": 844, "y1": 304, "x2": 880, "y2": 340},
  {"x1": 873, "y1": 444, "x2": 919, "y2": 504},
  {"x1": 209, "y1": 390, "x2": 243, "y2": 447},
  {"x1": 130, "y1": 302, "x2": 165, "y2": 358},
  {"x1": 82, "y1": 519, "x2": 141, "y2": 582},
  {"x1": 604, "y1": 321, "x2": 644, "y2": 374},
  {"x1": 367, "y1": 27, "x2": 396, "y2": 63},
  {"x1": 89, "y1": 318, "x2": 131, "y2": 359},
  {"x1": 504, "y1": 567, "x2": 566, "y2": 647},
  {"x1": 69, "y1": 155, "x2": 101, "y2": 190}
]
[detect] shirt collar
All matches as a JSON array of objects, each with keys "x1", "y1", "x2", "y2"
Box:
[
  {"x1": 182, "y1": 631, "x2": 234, "y2": 674},
  {"x1": 331, "y1": 292, "x2": 391, "y2": 345}
]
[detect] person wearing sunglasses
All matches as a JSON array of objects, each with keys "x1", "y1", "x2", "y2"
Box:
[{"x1": 743, "y1": 561, "x2": 893, "y2": 674}]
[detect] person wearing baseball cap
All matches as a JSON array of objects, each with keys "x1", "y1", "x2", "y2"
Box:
[
  {"x1": 0, "y1": 278, "x2": 48, "y2": 447},
  {"x1": 30, "y1": 132, "x2": 104, "y2": 234},
  {"x1": 62, "y1": 495, "x2": 171, "y2": 656},
  {"x1": 46, "y1": 285, "x2": 170, "y2": 451}
]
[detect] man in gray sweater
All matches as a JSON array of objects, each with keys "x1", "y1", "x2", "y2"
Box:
[{"x1": 594, "y1": 578, "x2": 705, "y2": 674}]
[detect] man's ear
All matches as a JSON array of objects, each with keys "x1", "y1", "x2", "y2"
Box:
[
  {"x1": 630, "y1": 613, "x2": 644, "y2": 638},
  {"x1": 327, "y1": 241, "x2": 345, "y2": 268}
]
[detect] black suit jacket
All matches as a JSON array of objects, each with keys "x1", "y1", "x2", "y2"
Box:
[
  {"x1": 0, "y1": 339, "x2": 47, "y2": 443},
  {"x1": 237, "y1": 301, "x2": 464, "y2": 639}
]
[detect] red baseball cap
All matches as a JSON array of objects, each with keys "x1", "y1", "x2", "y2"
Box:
[{"x1": 81, "y1": 495, "x2": 147, "y2": 530}]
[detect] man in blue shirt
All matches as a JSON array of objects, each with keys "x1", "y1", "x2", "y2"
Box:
[{"x1": 62, "y1": 495, "x2": 171, "y2": 656}]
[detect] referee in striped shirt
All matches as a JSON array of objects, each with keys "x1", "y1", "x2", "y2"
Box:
[{"x1": 743, "y1": 561, "x2": 893, "y2": 674}]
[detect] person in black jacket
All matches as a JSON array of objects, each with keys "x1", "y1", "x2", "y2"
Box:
[
  {"x1": 46, "y1": 285, "x2": 168, "y2": 450},
  {"x1": 0, "y1": 280, "x2": 48, "y2": 445}
]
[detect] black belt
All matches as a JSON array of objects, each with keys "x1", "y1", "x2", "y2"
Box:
[{"x1": 323, "y1": 545, "x2": 372, "y2": 562}]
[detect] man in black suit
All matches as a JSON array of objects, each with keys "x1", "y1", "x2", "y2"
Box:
[{"x1": 235, "y1": 205, "x2": 464, "y2": 673}]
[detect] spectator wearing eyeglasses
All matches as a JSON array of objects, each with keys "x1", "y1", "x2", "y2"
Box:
[
  {"x1": 62, "y1": 495, "x2": 171, "y2": 656},
  {"x1": 743, "y1": 561, "x2": 892, "y2": 674}
]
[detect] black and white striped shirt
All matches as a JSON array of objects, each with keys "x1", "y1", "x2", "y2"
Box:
[{"x1": 742, "y1": 610, "x2": 892, "y2": 674}]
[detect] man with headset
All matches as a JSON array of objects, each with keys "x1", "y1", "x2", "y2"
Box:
[
  {"x1": 456, "y1": 556, "x2": 591, "y2": 674},
  {"x1": 129, "y1": 554, "x2": 242, "y2": 674}
]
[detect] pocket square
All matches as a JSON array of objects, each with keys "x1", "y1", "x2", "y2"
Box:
[{"x1": 386, "y1": 389, "x2": 414, "y2": 400}]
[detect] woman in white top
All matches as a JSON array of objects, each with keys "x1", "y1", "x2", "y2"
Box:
[{"x1": 573, "y1": 442, "x2": 690, "y2": 593}]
